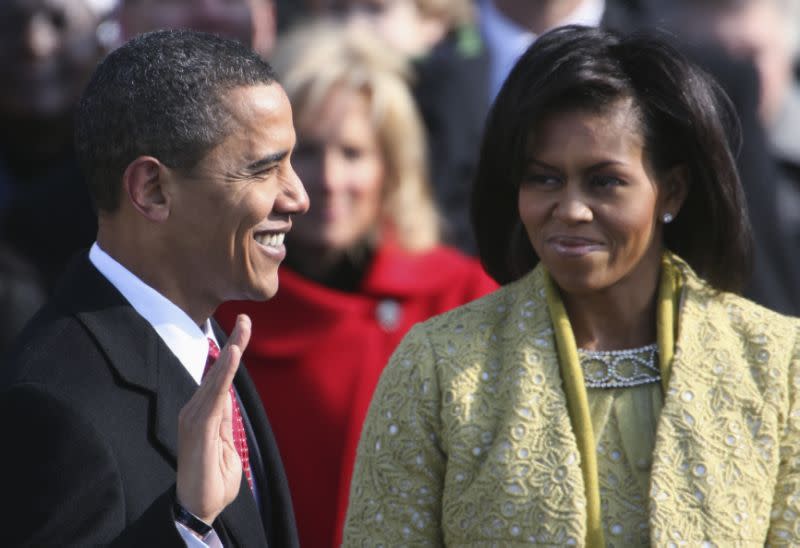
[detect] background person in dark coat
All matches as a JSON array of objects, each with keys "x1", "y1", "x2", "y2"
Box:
[
  {"x1": 0, "y1": 0, "x2": 112, "y2": 292},
  {"x1": 0, "y1": 30, "x2": 308, "y2": 546},
  {"x1": 646, "y1": 0, "x2": 800, "y2": 314}
]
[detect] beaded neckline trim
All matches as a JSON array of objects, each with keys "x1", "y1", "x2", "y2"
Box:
[{"x1": 578, "y1": 343, "x2": 660, "y2": 389}]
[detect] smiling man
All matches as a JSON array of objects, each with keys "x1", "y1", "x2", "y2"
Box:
[{"x1": 0, "y1": 30, "x2": 308, "y2": 546}]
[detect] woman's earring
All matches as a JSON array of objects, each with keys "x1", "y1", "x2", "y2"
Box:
[{"x1": 662, "y1": 212, "x2": 674, "y2": 224}]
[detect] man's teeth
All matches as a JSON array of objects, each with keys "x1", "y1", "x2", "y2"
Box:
[{"x1": 255, "y1": 233, "x2": 284, "y2": 247}]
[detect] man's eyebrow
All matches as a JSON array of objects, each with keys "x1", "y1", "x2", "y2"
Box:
[{"x1": 245, "y1": 150, "x2": 289, "y2": 172}]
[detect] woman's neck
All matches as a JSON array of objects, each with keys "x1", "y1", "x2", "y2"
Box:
[
  {"x1": 559, "y1": 260, "x2": 662, "y2": 351},
  {"x1": 285, "y1": 240, "x2": 375, "y2": 293}
]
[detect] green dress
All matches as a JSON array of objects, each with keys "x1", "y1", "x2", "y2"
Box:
[{"x1": 584, "y1": 349, "x2": 663, "y2": 547}]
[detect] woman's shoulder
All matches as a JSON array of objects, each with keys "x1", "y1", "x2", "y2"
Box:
[
  {"x1": 378, "y1": 269, "x2": 553, "y2": 422},
  {"x1": 677, "y1": 255, "x2": 800, "y2": 333},
  {"x1": 674, "y1": 256, "x2": 800, "y2": 378}
]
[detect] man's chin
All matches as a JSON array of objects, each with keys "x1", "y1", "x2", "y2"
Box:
[
  {"x1": 250, "y1": 278, "x2": 280, "y2": 302},
  {"x1": 229, "y1": 277, "x2": 279, "y2": 304}
]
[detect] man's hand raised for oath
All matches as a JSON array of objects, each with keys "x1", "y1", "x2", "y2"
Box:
[{"x1": 176, "y1": 314, "x2": 252, "y2": 525}]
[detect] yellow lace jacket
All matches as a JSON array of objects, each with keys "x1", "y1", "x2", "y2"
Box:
[{"x1": 343, "y1": 256, "x2": 800, "y2": 547}]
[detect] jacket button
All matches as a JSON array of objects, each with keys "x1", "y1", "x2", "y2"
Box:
[{"x1": 376, "y1": 299, "x2": 401, "y2": 331}]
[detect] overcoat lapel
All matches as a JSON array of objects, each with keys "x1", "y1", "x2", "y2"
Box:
[
  {"x1": 151, "y1": 341, "x2": 197, "y2": 461},
  {"x1": 63, "y1": 254, "x2": 197, "y2": 462},
  {"x1": 65, "y1": 257, "x2": 159, "y2": 392}
]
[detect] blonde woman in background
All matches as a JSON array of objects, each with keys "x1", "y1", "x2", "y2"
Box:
[
  {"x1": 216, "y1": 20, "x2": 497, "y2": 547},
  {"x1": 346, "y1": 0, "x2": 490, "y2": 254}
]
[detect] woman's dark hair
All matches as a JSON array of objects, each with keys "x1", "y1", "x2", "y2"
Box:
[{"x1": 471, "y1": 25, "x2": 752, "y2": 292}]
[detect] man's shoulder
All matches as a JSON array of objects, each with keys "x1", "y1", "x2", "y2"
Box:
[
  {"x1": 3, "y1": 296, "x2": 107, "y2": 391},
  {"x1": 2, "y1": 257, "x2": 144, "y2": 393}
]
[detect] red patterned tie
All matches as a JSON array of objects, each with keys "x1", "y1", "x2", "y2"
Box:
[{"x1": 204, "y1": 338, "x2": 254, "y2": 494}]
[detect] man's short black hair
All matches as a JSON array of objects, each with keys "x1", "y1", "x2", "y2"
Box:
[
  {"x1": 75, "y1": 29, "x2": 277, "y2": 212},
  {"x1": 471, "y1": 25, "x2": 753, "y2": 293}
]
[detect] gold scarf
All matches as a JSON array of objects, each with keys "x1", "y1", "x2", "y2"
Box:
[{"x1": 544, "y1": 253, "x2": 682, "y2": 548}]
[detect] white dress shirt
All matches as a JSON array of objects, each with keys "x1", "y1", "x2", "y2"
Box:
[
  {"x1": 479, "y1": 0, "x2": 606, "y2": 100},
  {"x1": 89, "y1": 242, "x2": 222, "y2": 548}
]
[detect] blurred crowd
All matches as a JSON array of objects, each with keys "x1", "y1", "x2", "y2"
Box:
[{"x1": 1, "y1": 0, "x2": 799, "y2": 545}]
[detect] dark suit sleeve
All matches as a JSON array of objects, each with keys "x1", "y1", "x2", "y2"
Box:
[{"x1": 0, "y1": 384, "x2": 185, "y2": 547}]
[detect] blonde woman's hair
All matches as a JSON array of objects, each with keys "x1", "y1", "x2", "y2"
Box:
[{"x1": 272, "y1": 19, "x2": 441, "y2": 252}]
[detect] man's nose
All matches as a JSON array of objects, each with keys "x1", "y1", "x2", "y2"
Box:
[{"x1": 282, "y1": 165, "x2": 310, "y2": 215}]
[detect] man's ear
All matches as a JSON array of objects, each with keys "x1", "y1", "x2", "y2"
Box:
[
  {"x1": 122, "y1": 156, "x2": 170, "y2": 222},
  {"x1": 661, "y1": 164, "x2": 689, "y2": 222}
]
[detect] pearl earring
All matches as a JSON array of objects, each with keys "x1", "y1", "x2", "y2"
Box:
[{"x1": 662, "y1": 213, "x2": 674, "y2": 224}]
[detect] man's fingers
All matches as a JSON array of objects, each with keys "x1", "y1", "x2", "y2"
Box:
[
  {"x1": 183, "y1": 314, "x2": 251, "y2": 422},
  {"x1": 220, "y1": 394, "x2": 234, "y2": 438},
  {"x1": 213, "y1": 314, "x2": 251, "y2": 388},
  {"x1": 226, "y1": 314, "x2": 252, "y2": 353},
  {"x1": 201, "y1": 315, "x2": 251, "y2": 409}
]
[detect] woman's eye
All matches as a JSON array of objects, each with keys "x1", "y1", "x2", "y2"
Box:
[
  {"x1": 591, "y1": 175, "x2": 625, "y2": 188},
  {"x1": 341, "y1": 146, "x2": 364, "y2": 161}
]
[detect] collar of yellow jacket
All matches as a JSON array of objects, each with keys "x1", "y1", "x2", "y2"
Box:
[{"x1": 543, "y1": 251, "x2": 683, "y2": 548}]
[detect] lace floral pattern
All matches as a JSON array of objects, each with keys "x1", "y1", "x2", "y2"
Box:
[
  {"x1": 343, "y1": 257, "x2": 800, "y2": 547},
  {"x1": 590, "y1": 384, "x2": 662, "y2": 547}
]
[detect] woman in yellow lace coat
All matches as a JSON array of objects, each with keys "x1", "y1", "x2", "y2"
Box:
[{"x1": 343, "y1": 25, "x2": 800, "y2": 547}]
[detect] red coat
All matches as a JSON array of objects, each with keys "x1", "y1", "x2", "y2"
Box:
[{"x1": 216, "y1": 243, "x2": 497, "y2": 547}]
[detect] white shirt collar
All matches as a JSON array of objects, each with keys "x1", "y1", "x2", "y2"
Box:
[
  {"x1": 480, "y1": 0, "x2": 606, "y2": 100},
  {"x1": 89, "y1": 242, "x2": 218, "y2": 385}
]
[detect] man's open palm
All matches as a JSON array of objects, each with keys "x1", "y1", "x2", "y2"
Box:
[{"x1": 176, "y1": 314, "x2": 252, "y2": 524}]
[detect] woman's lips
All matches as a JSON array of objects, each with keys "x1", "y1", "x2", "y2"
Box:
[{"x1": 546, "y1": 236, "x2": 604, "y2": 256}]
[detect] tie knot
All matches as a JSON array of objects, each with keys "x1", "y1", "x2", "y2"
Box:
[{"x1": 204, "y1": 338, "x2": 221, "y2": 379}]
